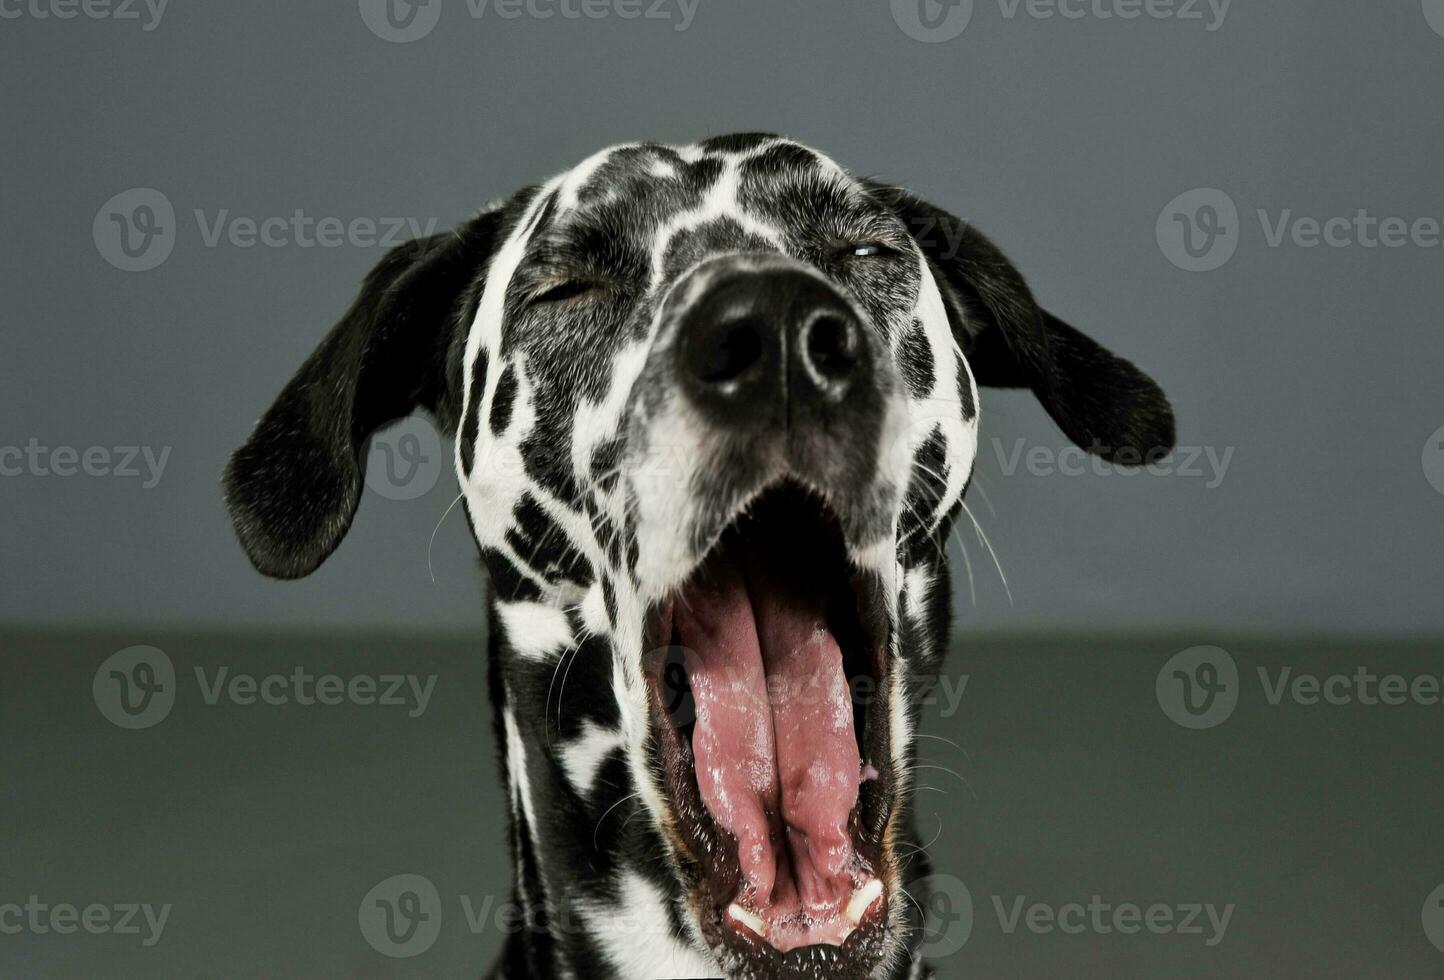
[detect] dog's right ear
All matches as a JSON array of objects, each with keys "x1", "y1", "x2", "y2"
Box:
[
  {"x1": 223, "y1": 207, "x2": 511, "y2": 580},
  {"x1": 869, "y1": 182, "x2": 1176, "y2": 465}
]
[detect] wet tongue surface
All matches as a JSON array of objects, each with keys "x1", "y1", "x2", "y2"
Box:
[{"x1": 675, "y1": 526, "x2": 862, "y2": 948}]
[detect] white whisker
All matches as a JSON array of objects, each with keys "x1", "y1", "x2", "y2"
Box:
[
  {"x1": 427, "y1": 491, "x2": 467, "y2": 583},
  {"x1": 971, "y1": 475, "x2": 997, "y2": 520},
  {"x1": 593, "y1": 791, "x2": 641, "y2": 851},
  {"x1": 961, "y1": 499, "x2": 1011, "y2": 605}
]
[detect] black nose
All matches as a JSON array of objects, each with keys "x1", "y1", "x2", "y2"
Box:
[{"x1": 678, "y1": 268, "x2": 869, "y2": 429}]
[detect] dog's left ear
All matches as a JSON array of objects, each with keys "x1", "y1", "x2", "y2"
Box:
[
  {"x1": 224, "y1": 209, "x2": 508, "y2": 580},
  {"x1": 870, "y1": 183, "x2": 1176, "y2": 464}
]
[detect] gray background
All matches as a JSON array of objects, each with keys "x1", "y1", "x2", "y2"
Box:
[
  {"x1": 2, "y1": 0, "x2": 1442, "y2": 633},
  {"x1": 4, "y1": 2, "x2": 1444, "y2": 978}
]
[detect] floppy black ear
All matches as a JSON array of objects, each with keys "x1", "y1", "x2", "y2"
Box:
[
  {"x1": 870, "y1": 183, "x2": 1176, "y2": 464},
  {"x1": 223, "y1": 209, "x2": 508, "y2": 579}
]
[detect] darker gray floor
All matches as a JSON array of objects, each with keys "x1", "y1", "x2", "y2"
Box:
[{"x1": 3, "y1": 630, "x2": 1442, "y2": 978}]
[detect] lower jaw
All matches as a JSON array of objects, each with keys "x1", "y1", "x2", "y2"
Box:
[{"x1": 724, "y1": 876, "x2": 885, "y2": 953}]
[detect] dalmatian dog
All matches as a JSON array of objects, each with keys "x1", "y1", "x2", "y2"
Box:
[{"x1": 224, "y1": 133, "x2": 1174, "y2": 980}]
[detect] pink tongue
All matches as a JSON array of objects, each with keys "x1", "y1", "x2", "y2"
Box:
[{"x1": 674, "y1": 538, "x2": 860, "y2": 914}]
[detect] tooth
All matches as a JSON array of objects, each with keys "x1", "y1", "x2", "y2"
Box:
[
  {"x1": 728, "y1": 903, "x2": 768, "y2": 938},
  {"x1": 844, "y1": 878, "x2": 884, "y2": 923}
]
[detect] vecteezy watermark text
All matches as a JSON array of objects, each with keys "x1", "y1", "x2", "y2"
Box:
[
  {"x1": 193, "y1": 666, "x2": 437, "y2": 716},
  {"x1": 1158, "y1": 646, "x2": 1444, "y2": 729},
  {"x1": 891, "y1": 0, "x2": 1230, "y2": 43},
  {"x1": 994, "y1": 0, "x2": 1230, "y2": 30},
  {"x1": 94, "y1": 188, "x2": 441, "y2": 272},
  {"x1": 990, "y1": 438, "x2": 1233, "y2": 488},
  {"x1": 0, "y1": 0, "x2": 168, "y2": 30},
  {"x1": 0, "y1": 897, "x2": 171, "y2": 947},
  {"x1": 0, "y1": 440, "x2": 170, "y2": 488},
  {"x1": 1159, "y1": 188, "x2": 1444, "y2": 272},
  {"x1": 358, "y1": 0, "x2": 699, "y2": 43},
  {"x1": 993, "y1": 894, "x2": 1234, "y2": 946},
  {"x1": 1257, "y1": 665, "x2": 1444, "y2": 707},
  {"x1": 92, "y1": 646, "x2": 440, "y2": 730}
]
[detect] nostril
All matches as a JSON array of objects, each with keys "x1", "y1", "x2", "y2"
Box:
[
  {"x1": 690, "y1": 315, "x2": 766, "y2": 385},
  {"x1": 802, "y1": 313, "x2": 860, "y2": 383}
]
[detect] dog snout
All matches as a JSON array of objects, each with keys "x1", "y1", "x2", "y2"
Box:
[{"x1": 676, "y1": 265, "x2": 873, "y2": 430}]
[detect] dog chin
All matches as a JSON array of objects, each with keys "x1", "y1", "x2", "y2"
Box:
[{"x1": 640, "y1": 480, "x2": 905, "y2": 978}]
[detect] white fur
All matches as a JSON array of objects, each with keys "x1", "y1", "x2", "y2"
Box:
[
  {"x1": 574, "y1": 871, "x2": 720, "y2": 978},
  {"x1": 496, "y1": 600, "x2": 574, "y2": 662},
  {"x1": 559, "y1": 718, "x2": 626, "y2": 796}
]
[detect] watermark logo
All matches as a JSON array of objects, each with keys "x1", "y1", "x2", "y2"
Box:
[
  {"x1": 93, "y1": 646, "x2": 176, "y2": 730},
  {"x1": 94, "y1": 652, "x2": 438, "y2": 729},
  {"x1": 359, "y1": 874, "x2": 443, "y2": 958},
  {"x1": 1423, "y1": 882, "x2": 1444, "y2": 954},
  {"x1": 359, "y1": 871, "x2": 438, "y2": 958},
  {"x1": 1425, "y1": 0, "x2": 1444, "y2": 39},
  {"x1": 1161, "y1": 188, "x2": 1444, "y2": 272},
  {"x1": 365, "y1": 417, "x2": 443, "y2": 501},
  {"x1": 95, "y1": 187, "x2": 440, "y2": 272},
  {"x1": 93, "y1": 188, "x2": 176, "y2": 272},
  {"x1": 0, "y1": 0, "x2": 168, "y2": 30},
  {"x1": 359, "y1": 0, "x2": 443, "y2": 42},
  {"x1": 1163, "y1": 654, "x2": 1444, "y2": 729},
  {"x1": 1157, "y1": 188, "x2": 1239, "y2": 272},
  {"x1": 892, "y1": 0, "x2": 974, "y2": 42},
  {"x1": 916, "y1": 874, "x2": 975, "y2": 958},
  {"x1": 1156, "y1": 646, "x2": 1239, "y2": 730},
  {"x1": 1422, "y1": 424, "x2": 1444, "y2": 498}
]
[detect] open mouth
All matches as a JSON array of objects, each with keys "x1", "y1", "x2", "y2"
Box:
[{"x1": 645, "y1": 481, "x2": 895, "y2": 968}]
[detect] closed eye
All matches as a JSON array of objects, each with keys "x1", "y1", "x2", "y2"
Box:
[
  {"x1": 528, "y1": 279, "x2": 604, "y2": 306},
  {"x1": 842, "y1": 242, "x2": 898, "y2": 259}
]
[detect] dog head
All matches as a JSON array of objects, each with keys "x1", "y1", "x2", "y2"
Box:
[{"x1": 225, "y1": 134, "x2": 1173, "y2": 978}]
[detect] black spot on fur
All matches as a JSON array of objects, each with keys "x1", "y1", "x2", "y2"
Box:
[
  {"x1": 480, "y1": 546, "x2": 542, "y2": 601},
  {"x1": 899, "y1": 319, "x2": 935, "y2": 399},
  {"x1": 675, "y1": 156, "x2": 725, "y2": 196},
  {"x1": 900, "y1": 426, "x2": 951, "y2": 565},
  {"x1": 505, "y1": 494, "x2": 593, "y2": 588},
  {"x1": 606, "y1": 528, "x2": 622, "y2": 570},
  {"x1": 557, "y1": 634, "x2": 620, "y2": 733},
  {"x1": 956, "y1": 353, "x2": 977, "y2": 420},
  {"x1": 590, "y1": 507, "x2": 617, "y2": 562},
  {"x1": 738, "y1": 140, "x2": 818, "y2": 181},
  {"x1": 699, "y1": 131, "x2": 778, "y2": 154},
  {"x1": 458, "y1": 348, "x2": 489, "y2": 474},
  {"x1": 601, "y1": 576, "x2": 617, "y2": 628},
  {"x1": 490, "y1": 363, "x2": 517, "y2": 435},
  {"x1": 589, "y1": 437, "x2": 623, "y2": 488},
  {"x1": 526, "y1": 188, "x2": 560, "y2": 237},
  {"x1": 661, "y1": 218, "x2": 774, "y2": 284},
  {"x1": 520, "y1": 428, "x2": 581, "y2": 505}
]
